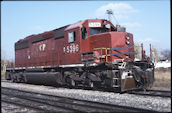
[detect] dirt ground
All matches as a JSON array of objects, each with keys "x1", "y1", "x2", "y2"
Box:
[{"x1": 152, "y1": 69, "x2": 171, "y2": 90}]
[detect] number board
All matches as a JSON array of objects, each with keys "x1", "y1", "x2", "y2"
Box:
[{"x1": 88, "y1": 22, "x2": 101, "y2": 27}]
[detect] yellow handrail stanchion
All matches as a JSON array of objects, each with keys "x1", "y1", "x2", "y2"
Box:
[{"x1": 93, "y1": 47, "x2": 110, "y2": 62}]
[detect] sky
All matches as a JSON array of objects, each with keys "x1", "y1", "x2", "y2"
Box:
[{"x1": 1, "y1": 1, "x2": 171, "y2": 60}]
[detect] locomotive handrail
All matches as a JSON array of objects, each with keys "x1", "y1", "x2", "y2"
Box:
[
  {"x1": 81, "y1": 52, "x2": 95, "y2": 63},
  {"x1": 110, "y1": 46, "x2": 134, "y2": 51},
  {"x1": 99, "y1": 52, "x2": 134, "y2": 57},
  {"x1": 93, "y1": 46, "x2": 133, "y2": 51},
  {"x1": 93, "y1": 48, "x2": 110, "y2": 50},
  {"x1": 81, "y1": 52, "x2": 94, "y2": 55},
  {"x1": 93, "y1": 46, "x2": 134, "y2": 62},
  {"x1": 110, "y1": 52, "x2": 134, "y2": 56}
]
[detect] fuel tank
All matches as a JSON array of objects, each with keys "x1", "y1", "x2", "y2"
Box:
[{"x1": 25, "y1": 72, "x2": 60, "y2": 85}]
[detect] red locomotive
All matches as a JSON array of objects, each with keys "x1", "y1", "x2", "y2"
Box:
[{"x1": 5, "y1": 19, "x2": 154, "y2": 92}]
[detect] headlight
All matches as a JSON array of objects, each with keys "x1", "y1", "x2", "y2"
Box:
[
  {"x1": 126, "y1": 41, "x2": 130, "y2": 44},
  {"x1": 126, "y1": 36, "x2": 130, "y2": 40}
]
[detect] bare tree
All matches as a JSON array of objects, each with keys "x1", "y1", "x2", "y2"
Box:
[
  {"x1": 134, "y1": 43, "x2": 142, "y2": 60},
  {"x1": 134, "y1": 43, "x2": 160, "y2": 62},
  {"x1": 1, "y1": 49, "x2": 6, "y2": 60},
  {"x1": 161, "y1": 49, "x2": 171, "y2": 60},
  {"x1": 151, "y1": 47, "x2": 159, "y2": 63}
]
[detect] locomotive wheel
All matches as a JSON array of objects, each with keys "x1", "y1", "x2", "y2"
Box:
[
  {"x1": 16, "y1": 75, "x2": 21, "y2": 83},
  {"x1": 5, "y1": 73, "x2": 11, "y2": 80},
  {"x1": 66, "y1": 77, "x2": 75, "y2": 88},
  {"x1": 12, "y1": 75, "x2": 17, "y2": 82},
  {"x1": 88, "y1": 80, "x2": 94, "y2": 89},
  {"x1": 70, "y1": 79, "x2": 75, "y2": 87},
  {"x1": 16, "y1": 76, "x2": 20, "y2": 83},
  {"x1": 17, "y1": 75, "x2": 25, "y2": 83}
]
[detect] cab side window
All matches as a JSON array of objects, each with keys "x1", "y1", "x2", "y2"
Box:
[
  {"x1": 111, "y1": 26, "x2": 117, "y2": 32},
  {"x1": 68, "y1": 31, "x2": 76, "y2": 43},
  {"x1": 81, "y1": 27, "x2": 87, "y2": 40}
]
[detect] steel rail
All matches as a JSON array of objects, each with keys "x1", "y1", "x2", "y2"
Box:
[
  {"x1": 128, "y1": 90, "x2": 171, "y2": 98},
  {"x1": 2, "y1": 95, "x2": 71, "y2": 112},
  {"x1": 2, "y1": 91, "x2": 88, "y2": 112},
  {"x1": 2, "y1": 97, "x2": 45, "y2": 112},
  {"x1": 2, "y1": 80, "x2": 170, "y2": 98},
  {"x1": 146, "y1": 89, "x2": 171, "y2": 93},
  {"x1": 1, "y1": 86, "x2": 160, "y2": 113}
]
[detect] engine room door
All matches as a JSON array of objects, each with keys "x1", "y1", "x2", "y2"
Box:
[
  {"x1": 62, "y1": 29, "x2": 81, "y2": 65},
  {"x1": 80, "y1": 26, "x2": 90, "y2": 53}
]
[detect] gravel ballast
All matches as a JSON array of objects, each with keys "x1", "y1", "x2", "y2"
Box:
[
  {"x1": 1, "y1": 102, "x2": 40, "y2": 113},
  {"x1": 1, "y1": 81, "x2": 171, "y2": 112}
]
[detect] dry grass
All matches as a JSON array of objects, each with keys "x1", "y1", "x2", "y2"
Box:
[
  {"x1": 1, "y1": 71, "x2": 5, "y2": 79},
  {"x1": 152, "y1": 69, "x2": 171, "y2": 90}
]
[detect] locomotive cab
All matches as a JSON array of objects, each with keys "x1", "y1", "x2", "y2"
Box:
[
  {"x1": 79, "y1": 19, "x2": 135, "y2": 64},
  {"x1": 79, "y1": 19, "x2": 154, "y2": 91}
]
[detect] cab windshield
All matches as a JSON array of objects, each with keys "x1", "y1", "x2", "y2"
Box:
[{"x1": 90, "y1": 27, "x2": 109, "y2": 36}]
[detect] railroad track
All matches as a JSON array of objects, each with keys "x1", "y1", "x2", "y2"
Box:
[
  {"x1": 2, "y1": 87, "x2": 159, "y2": 113},
  {"x1": 2, "y1": 95, "x2": 46, "y2": 112},
  {"x1": 128, "y1": 89, "x2": 171, "y2": 98},
  {"x1": 2, "y1": 80, "x2": 171, "y2": 98}
]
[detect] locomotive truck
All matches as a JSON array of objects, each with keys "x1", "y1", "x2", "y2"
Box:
[{"x1": 5, "y1": 19, "x2": 154, "y2": 92}]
